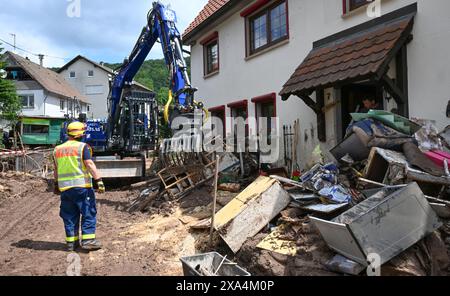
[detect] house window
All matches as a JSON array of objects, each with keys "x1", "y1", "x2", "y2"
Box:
[
  {"x1": 23, "y1": 125, "x2": 49, "y2": 135},
  {"x1": 69, "y1": 71, "x2": 76, "y2": 78},
  {"x1": 252, "y1": 93, "x2": 277, "y2": 145},
  {"x1": 20, "y1": 95, "x2": 35, "y2": 109},
  {"x1": 248, "y1": 0, "x2": 288, "y2": 55},
  {"x1": 344, "y1": 0, "x2": 373, "y2": 13},
  {"x1": 87, "y1": 105, "x2": 90, "y2": 112},
  {"x1": 60, "y1": 100, "x2": 65, "y2": 111},
  {"x1": 203, "y1": 39, "x2": 219, "y2": 76},
  {"x1": 88, "y1": 70, "x2": 94, "y2": 77},
  {"x1": 85, "y1": 85, "x2": 104, "y2": 95}
]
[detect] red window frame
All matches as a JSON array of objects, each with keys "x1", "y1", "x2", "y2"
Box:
[
  {"x1": 252, "y1": 93, "x2": 277, "y2": 143},
  {"x1": 201, "y1": 32, "x2": 220, "y2": 77},
  {"x1": 228, "y1": 100, "x2": 249, "y2": 136},
  {"x1": 243, "y1": 0, "x2": 289, "y2": 57},
  {"x1": 208, "y1": 105, "x2": 226, "y2": 138},
  {"x1": 251, "y1": 92, "x2": 277, "y2": 118}
]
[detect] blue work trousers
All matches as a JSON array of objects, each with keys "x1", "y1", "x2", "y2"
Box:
[{"x1": 60, "y1": 188, "x2": 97, "y2": 243}]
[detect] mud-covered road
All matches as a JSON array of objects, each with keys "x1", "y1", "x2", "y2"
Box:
[{"x1": 0, "y1": 173, "x2": 204, "y2": 276}]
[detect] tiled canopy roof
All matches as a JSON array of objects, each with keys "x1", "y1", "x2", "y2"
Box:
[{"x1": 280, "y1": 15, "x2": 415, "y2": 97}]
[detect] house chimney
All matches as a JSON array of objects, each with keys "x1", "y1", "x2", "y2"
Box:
[{"x1": 38, "y1": 54, "x2": 44, "y2": 66}]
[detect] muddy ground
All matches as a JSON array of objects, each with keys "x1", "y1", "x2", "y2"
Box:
[
  {"x1": 1, "y1": 172, "x2": 449, "y2": 276},
  {"x1": 0, "y1": 173, "x2": 215, "y2": 276}
]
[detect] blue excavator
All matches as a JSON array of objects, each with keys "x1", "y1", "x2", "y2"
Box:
[{"x1": 62, "y1": 2, "x2": 206, "y2": 178}]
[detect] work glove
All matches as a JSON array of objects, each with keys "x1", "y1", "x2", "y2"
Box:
[{"x1": 94, "y1": 179, "x2": 106, "y2": 194}]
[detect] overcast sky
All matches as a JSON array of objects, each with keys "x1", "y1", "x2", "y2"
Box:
[{"x1": 0, "y1": 0, "x2": 207, "y2": 67}]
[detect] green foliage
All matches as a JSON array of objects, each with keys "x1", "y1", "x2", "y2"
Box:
[{"x1": 0, "y1": 44, "x2": 20, "y2": 125}]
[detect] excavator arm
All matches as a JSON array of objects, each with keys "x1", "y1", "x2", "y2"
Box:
[{"x1": 107, "y1": 1, "x2": 202, "y2": 146}]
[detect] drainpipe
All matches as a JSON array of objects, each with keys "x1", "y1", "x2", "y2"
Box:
[{"x1": 43, "y1": 92, "x2": 48, "y2": 116}]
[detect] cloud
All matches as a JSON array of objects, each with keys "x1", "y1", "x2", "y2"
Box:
[{"x1": 0, "y1": 0, "x2": 207, "y2": 67}]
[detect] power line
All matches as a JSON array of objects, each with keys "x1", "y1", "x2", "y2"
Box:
[{"x1": 0, "y1": 37, "x2": 67, "y2": 61}]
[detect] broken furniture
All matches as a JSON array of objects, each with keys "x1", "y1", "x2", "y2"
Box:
[
  {"x1": 364, "y1": 147, "x2": 450, "y2": 196},
  {"x1": 157, "y1": 150, "x2": 217, "y2": 200},
  {"x1": 180, "y1": 252, "x2": 250, "y2": 276},
  {"x1": 311, "y1": 183, "x2": 442, "y2": 267},
  {"x1": 213, "y1": 176, "x2": 291, "y2": 253}
]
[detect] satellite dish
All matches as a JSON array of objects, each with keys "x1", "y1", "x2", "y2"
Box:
[{"x1": 0, "y1": 69, "x2": 6, "y2": 79}]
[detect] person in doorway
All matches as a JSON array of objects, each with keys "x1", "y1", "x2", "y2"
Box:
[
  {"x1": 359, "y1": 94, "x2": 380, "y2": 113},
  {"x1": 53, "y1": 121, "x2": 105, "y2": 252}
]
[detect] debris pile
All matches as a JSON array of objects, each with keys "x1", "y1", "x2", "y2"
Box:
[
  {"x1": 126, "y1": 111, "x2": 450, "y2": 276},
  {"x1": 0, "y1": 172, "x2": 49, "y2": 201},
  {"x1": 192, "y1": 113, "x2": 450, "y2": 276}
]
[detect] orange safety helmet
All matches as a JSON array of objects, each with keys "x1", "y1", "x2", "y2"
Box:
[{"x1": 67, "y1": 121, "x2": 86, "y2": 138}]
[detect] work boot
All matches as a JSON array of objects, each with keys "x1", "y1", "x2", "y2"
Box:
[
  {"x1": 66, "y1": 241, "x2": 81, "y2": 252},
  {"x1": 81, "y1": 239, "x2": 102, "y2": 251}
]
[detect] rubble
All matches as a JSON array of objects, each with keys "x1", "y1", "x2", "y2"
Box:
[
  {"x1": 439, "y1": 126, "x2": 450, "y2": 149},
  {"x1": 312, "y1": 183, "x2": 442, "y2": 267},
  {"x1": 196, "y1": 113, "x2": 450, "y2": 276},
  {"x1": 213, "y1": 176, "x2": 291, "y2": 253},
  {"x1": 180, "y1": 252, "x2": 250, "y2": 276}
]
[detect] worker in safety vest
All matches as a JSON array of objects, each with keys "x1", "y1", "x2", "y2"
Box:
[{"x1": 53, "y1": 121, "x2": 105, "y2": 252}]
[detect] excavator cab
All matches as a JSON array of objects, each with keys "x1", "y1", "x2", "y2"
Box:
[{"x1": 108, "y1": 89, "x2": 159, "y2": 154}]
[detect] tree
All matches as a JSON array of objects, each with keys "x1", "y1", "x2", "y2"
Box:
[{"x1": 0, "y1": 44, "x2": 20, "y2": 126}]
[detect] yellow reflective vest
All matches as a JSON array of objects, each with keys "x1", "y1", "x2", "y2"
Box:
[{"x1": 53, "y1": 140, "x2": 93, "y2": 192}]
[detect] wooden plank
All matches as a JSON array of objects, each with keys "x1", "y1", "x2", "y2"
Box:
[
  {"x1": 270, "y1": 175, "x2": 304, "y2": 188},
  {"x1": 217, "y1": 181, "x2": 291, "y2": 253},
  {"x1": 257, "y1": 224, "x2": 297, "y2": 256},
  {"x1": 214, "y1": 176, "x2": 276, "y2": 230}
]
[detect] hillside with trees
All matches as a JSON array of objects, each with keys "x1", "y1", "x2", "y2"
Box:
[{"x1": 103, "y1": 57, "x2": 191, "y2": 106}]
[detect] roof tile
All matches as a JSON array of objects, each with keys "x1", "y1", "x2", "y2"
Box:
[
  {"x1": 183, "y1": 0, "x2": 231, "y2": 37},
  {"x1": 5, "y1": 52, "x2": 89, "y2": 103}
]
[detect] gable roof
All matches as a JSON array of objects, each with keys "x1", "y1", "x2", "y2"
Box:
[
  {"x1": 4, "y1": 52, "x2": 89, "y2": 103},
  {"x1": 58, "y1": 55, "x2": 152, "y2": 92},
  {"x1": 57, "y1": 55, "x2": 115, "y2": 75},
  {"x1": 280, "y1": 14, "x2": 415, "y2": 97},
  {"x1": 183, "y1": 0, "x2": 232, "y2": 39}
]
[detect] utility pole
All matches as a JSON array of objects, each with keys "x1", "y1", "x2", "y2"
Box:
[
  {"x1": 38, "y1": 54, "x2": 44, "y2": 66},
  {"x1": 9, "y1": 33, "x2": 16, "y2": 52}
]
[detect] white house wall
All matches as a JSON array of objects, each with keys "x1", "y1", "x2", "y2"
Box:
[
  {"x1": 190, "y1": 0, "x2": 450, "y2": 168},
  {"x1": 18, "y1": 89, "x2": 46, "y2": 117},
  {"x1": 60, "y1": 59, "x2": 110, "y2": 119}
]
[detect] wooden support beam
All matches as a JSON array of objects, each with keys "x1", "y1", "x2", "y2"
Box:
[
  {"x1": 296, "y1": 93, "x2": 321, "y2": 114},
  {"x1": 382, "y1": 74, "x2": 407, "y2": 106},
  {"x1": 295, "y1": 91, "x2": 326, "y2": 142},
  {"x1": 316, "y1": 88, "x2": 326, "y2": 142},
  {"x1": 396, "y1": 45, "x2": 409, "y2": 117}
]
